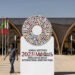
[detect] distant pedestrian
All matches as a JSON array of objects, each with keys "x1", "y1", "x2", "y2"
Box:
[{"x1": 4, "y1": 43, "x2": 18, "y2": 73}]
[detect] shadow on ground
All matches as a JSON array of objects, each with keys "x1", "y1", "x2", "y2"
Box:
[
  {"x1": 14, "y1": 72, "x2": 20, "y2": 74},
  {"x1": 55, "y1": 72, "x2": 75, "y2": 75}
]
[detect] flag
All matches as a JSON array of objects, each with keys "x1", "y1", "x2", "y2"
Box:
[
  {"x1": 1, "y1": 17, "x2": 4, "y2": 34},
  {"x1": 7, "y1": 20, "x2": 9, "y2": 30},
  {"x1": 4, "y1": 19, "x2": 8, "y2": 34}
]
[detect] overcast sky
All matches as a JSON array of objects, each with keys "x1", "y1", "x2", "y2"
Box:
[{"x1": 0, "y1": 0, "x2": 75, "y2": 18}]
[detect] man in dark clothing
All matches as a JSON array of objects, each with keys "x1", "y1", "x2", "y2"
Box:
[{"x1": 4, "y1": 43, "x2": 18, "y2": 73}]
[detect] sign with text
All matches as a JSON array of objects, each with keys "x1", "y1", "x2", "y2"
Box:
[{"x1": 20, "y1": 36, "x2": 54, "y2": 75}]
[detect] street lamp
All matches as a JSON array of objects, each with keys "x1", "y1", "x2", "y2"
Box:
[
  {"x1": 70, "y1": 35, "x2": 72, "y2": 55},
  {"x1": 14, "y1": 35, "x2": 16, "y2": 48}
]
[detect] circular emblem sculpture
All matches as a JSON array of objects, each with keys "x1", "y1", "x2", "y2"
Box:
[{"x1": 22, "y1": 15, "x2": 52, "y2": 46}]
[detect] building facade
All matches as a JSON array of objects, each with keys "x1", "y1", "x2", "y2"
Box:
[{"x1": 0, "y1": 18, "x2": 75, "y2": 55}]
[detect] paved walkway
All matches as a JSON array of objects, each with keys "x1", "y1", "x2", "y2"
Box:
[
  {"x1": 0, "y1": 56, "x2": 20, "y2": 75},
  {"x1": 0, "y1": 55, "x2": 75, "y2": 75},
  {"x1": 55, "y1": 55, "x2": 75, "y2": 75}
]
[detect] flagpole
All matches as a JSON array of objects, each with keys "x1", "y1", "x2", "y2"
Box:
[
  {"x1": 4, "y1": 18, "x2": 6, "y2": 56},
  {"x1": 2, "y1": 34, "x2": 3, "y2": 57},
  {"x1": 5, "y1": 34, "x2": 6, "y2": 55},
  {"x1": 5, "y1": 18, "x2": 8, "y2": 56},
  {"x1": 1, "y1": 16, "x2": 4, "y2": 58},
  {"x1": 7, "y1": 20, "x2": 9, "y2": 49}
]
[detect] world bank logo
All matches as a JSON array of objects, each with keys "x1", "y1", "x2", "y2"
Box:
[{"x1": 22, "y1": 15, "x2": 53, "y2": 46}]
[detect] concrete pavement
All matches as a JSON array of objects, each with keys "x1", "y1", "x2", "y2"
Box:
[
  {"x1": 0, "y1": 56, "x2": 20, "y2": 75},
  {"x1": 0, "y1": 55, "x2": 75, "y2": 75},
  {"x1": 55, "y1": 55, "x2": 75, "y2": 75}
]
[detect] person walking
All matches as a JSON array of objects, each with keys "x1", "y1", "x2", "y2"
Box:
[{"x1": 4, "y1": 43, "x2": 18, "y2": 73}]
